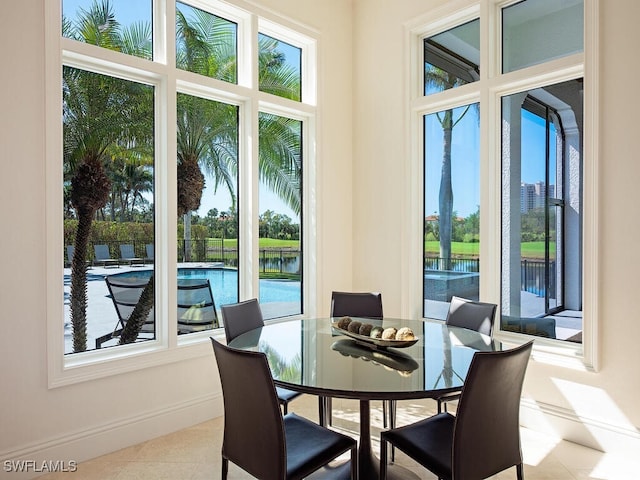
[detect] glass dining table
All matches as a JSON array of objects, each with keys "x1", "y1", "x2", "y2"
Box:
[{"x1": 227, "y1": 317, "x2": 502, "y2": 480}]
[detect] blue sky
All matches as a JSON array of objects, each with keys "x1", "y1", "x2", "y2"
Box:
[{"x1": 425, "y1": 105, "x2": 550, "y2": 219}]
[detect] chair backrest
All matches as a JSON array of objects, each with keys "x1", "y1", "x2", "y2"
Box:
[
  {"x1": 452, "y1": 341, "x2": 533, "y2": 480},
  {"x1": 211, "y1": 339, "x2": 286, "y2": 479},
  {"x1": 330, "y1": 291, "x2": 383, "y2": 319},
  {"x1": 145, "y1": 243, "x2": 154, "y2": 260},
  {"x1": 220, "y1": 298, "x2": 264, "y2": 343},
  {"x1": 177, "y1": 279, "x2": 218, "y2": 333},
  {"x1": 94, "y1": 244, "x2": 112, "y2": 261},
  {"x1": 104, "y1": 275, "x2": 155, "y2": 334},
  {"x1": 119, "y1": 244, "x2": 137, "y2": 259},
  {"x1": 445, "y1": 296, "x2": 497, "y2": 337}
]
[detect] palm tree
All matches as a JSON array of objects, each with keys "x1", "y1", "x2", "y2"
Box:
[
  {"x1": 63, "y1": 0, "x2": 153, "y2": 351},
  {"x1": 175, "y1": 7, "x2": 302, "y2": 252},
  {"x1": 425, "y1": 65, "x2": 474, "y2": 270}
]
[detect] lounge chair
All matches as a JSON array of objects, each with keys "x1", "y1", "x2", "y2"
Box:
[
  {"x1": 119, "y1": 244, "x2": 144, "y2": 266},
  {"x1": 93, "y1": 244, "x2": 119, "y2": 268},
  {"x1": 177, "y1": 278, "x2": 219, "y2": 334},
  {"x1": 66, "y1": 245, "x2": 91, "y2": 268},
  {"x1": 96, "y1": 275, "x2": 155, "y2": 348},
  {"x1": 96, "y1": 275, "x2": 219, "y2": 348},
  {"x1": 144, "y1": 243, "x2": 154, "y2": 264}
]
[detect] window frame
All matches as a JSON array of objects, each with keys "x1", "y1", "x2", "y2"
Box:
[
  {"x1": 46, "y1": 0, "x2": 318, "y2": 387},
  {"x1": 405, "y1": 0, "x2": 599, "y2": 370}
]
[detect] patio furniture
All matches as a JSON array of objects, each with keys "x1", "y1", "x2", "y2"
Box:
[
  {"x1": 66, "y1": 245, "x2": 90, "y2": 268},
  {"x1": 93, "y1": 244, "x2": 119, "y2": 268},
  {"x1": 144, "y1": 243, "x2": 154, "y2": 263},
  {"x1": 220, "y1": 298, "x2": 302, "y2": 415},
  {"x1": 96, "y1": 276, "x2": 219, "y2": 347},
  {"x1": 177, "y1": 278, "x2": 219, "y2": 334},
  {"x1": 502, "y1": 315, "x2": 557, "y2": 339},
  {"x1": 379, "y1": 341, "x2": 533, "y2": 480},
  {"x1": 211, "y1": 338, "x2": 357, "y2": 480},
  {"x1": 95, "y1": 276, "x2": 155, "y2": 348},
  {"x1": 119, "y1": 244, "x2": 144, "y2": 266},
  {"x1": 436, "y1": 296, "x2": 498, "y2": 413}
]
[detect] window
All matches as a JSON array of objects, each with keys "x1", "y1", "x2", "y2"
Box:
[
  {"x1": 411, "y1": 0, "x2": 595, "y2": 363},
  {"x1": 424, "y1": 19, "x2": 479, "y2": 95},
  {"x1": 423, "y1": 102, "x2": 480, "y2": 320},
  {"x1": 501, "y1": 79, "x2": 583, "y2": 341},
  {"x1": 258, "y1": 112, "x2": 302, "y2": 319},
  {"x1": 52, "y1": 0, "x2": 316, "y2": 380}
]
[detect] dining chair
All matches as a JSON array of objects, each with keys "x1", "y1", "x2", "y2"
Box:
[
  {"x1": 211, "y1": 339, "x2": 358, "y2": 480},
  {"x1": 436, "y1": 296, "x2": 498, "y2": 413},
  {"x1": 323, "y1": 291, "x2": 388, "y2": 429},
  {"x1": 220, "y1": 298, "x2": 302, "y2": 415},
  {"x1": 379, "y1": 341, "x2": 533, "y2": 480}
]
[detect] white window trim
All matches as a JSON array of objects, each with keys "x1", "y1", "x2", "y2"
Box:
[
  {"x1": 46, "y1": 0, "x2": 319, "y2": 387},
  {"x1": 403, "y1": 0, "x2": 599, "y2": 371}
]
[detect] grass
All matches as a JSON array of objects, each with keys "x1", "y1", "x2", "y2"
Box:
[
  {"x1": 216, "y1": 238, "x2": 299, "y2": 249},
  {"x1": 219, "y1": 238, "x2": 551, "y2": 259},
  {"x1": 424, "y1": 241, "x2": 554, "y2": 260}
]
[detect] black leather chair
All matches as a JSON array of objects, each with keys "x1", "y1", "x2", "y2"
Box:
[
  {"x1": 446, "y1": 296, "x2": 497, "y2": 337},
  {"x1": 220, "y1": 298, "x2": 302, "y2": 414},
  {"x1": 321, "y1": 291, "x2": 387, "y2": 428},
  {"x1": 436, "y1": 296, "x2": 498, "y2": 413},
  {"x1": 380, "y1": 341, "x2": 533, "y2": 480},
  {"x1": 211, "y1": 339, "x2": 357, "y2": 480}
]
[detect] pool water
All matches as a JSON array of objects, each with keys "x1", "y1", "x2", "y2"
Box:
[{"x1": 112, "y1": 267, "x2": 301, "y2": 308}]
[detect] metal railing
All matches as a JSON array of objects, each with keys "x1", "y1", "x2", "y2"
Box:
[{"x1": 424, "y1": 256, "x2": 556, "y2": 297}]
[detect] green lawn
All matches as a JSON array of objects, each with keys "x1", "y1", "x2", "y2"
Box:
[
  {"x1": 424, "y1": 241, "x2": 553, "y2": 259},
  {"x1": 221, "y1": 238, "x2": 551, "y2": 259},
  {"x1": 217, "y1": 238, "x2": 299, "y2": 249}
]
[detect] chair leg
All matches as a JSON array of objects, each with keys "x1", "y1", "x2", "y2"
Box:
[
  {"x1": 383, "y1": 400, "x2": 388, "y2": 428},
  {"x1": 389, "y1": 400, "x2": 396, "y2": 463},
  {"x1": 350, "y1": 445, "x2": 358, "y2": 480},
  {"x1": 516, "y1": 463, "x2": 524, "y2": 480},
  {"x1": 222, "y1": 457, "x2": 228, "y2": 479},
  {"x1": 282, "y1": 400, "x2": 288, "y2": 415},
  {"x1": 379, "y1": 439, "x2": 388, "y2": 480},
  {"x1": 318, "y1": 396, "x2": 333, "y2": 427},
  {"x1": 318, "y1": 396, "x2": 327, "y2": 426}
]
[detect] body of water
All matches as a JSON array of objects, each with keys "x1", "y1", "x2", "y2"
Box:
[{"x1": 113, "y1": 267, "x2": 301, "y2": 308}]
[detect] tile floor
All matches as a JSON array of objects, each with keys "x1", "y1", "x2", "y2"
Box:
[{"x1": 37, "y1": 395, "x2": 638, "y2": 479}]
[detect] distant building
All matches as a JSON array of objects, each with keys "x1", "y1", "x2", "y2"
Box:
[{"x1": 520, "y1": 181, "x2": 555, "y2": 213}]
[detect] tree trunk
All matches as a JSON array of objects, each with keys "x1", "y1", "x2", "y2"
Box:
[
  {"x1": 70, "y1": 213, "x2": 92, "y2": 352},
  {"x1": 439, "y1": 109, "x2": 454, "y2": 271},
  {"x1": 183, "y1": 212, "x2": 192, "y2": 262}
]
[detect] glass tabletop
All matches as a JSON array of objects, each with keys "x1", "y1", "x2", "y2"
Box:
[{"x1": 228, "y1": 317, "x2": 502, "y2": 401}]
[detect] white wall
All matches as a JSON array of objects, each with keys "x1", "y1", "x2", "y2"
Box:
[
  {"x1": 0, "y1": 1, "x2": 353, "y2": 477},
  {"x1": 351, "y1": 0, "x2": 640, "y2": 455},
  {"x1": 2, "y1": 0, "x2": 640, "y2": 476}
]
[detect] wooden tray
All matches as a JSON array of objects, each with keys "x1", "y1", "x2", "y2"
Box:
[{"x1": 331, "y1": 322, "x2": 418, "y2": 349}]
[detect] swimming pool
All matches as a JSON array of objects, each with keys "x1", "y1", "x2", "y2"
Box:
[{"x1": 111, "y1": 267, "x2": 301, "y2": 310}]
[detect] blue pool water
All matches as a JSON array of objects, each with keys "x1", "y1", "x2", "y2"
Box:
[{"x1": 111, "y1": 268, "x2": 301, "y2": 308}]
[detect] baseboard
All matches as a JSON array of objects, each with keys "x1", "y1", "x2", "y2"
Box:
[
  {"x1": 1, "y1": 393, "x2": 223, "y2": 480},
  {"x1": 520, "y1": 397, "x2": 640, "y2": 455}
]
